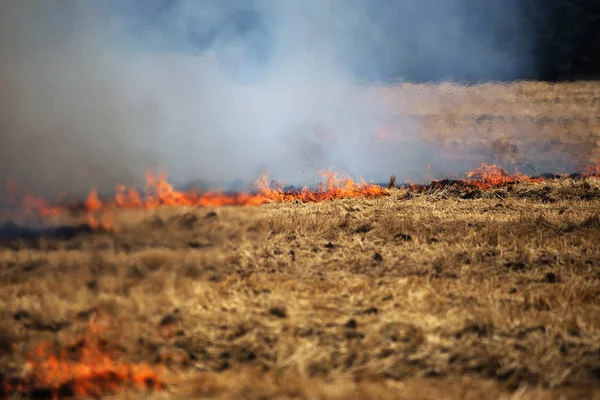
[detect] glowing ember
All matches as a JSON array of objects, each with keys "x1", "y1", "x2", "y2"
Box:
[{"x1": 2, "y1": 324, "x2": 165, "y2": 399}]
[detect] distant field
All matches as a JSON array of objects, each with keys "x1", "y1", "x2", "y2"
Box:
[
  {"x1": 1, "y1": 82, "x2": 600, "y2": 399},
  {"x1": 374, "y1": 81, "x2": 600, "y2": 178}
]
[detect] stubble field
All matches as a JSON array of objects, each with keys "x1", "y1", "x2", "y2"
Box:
[{"x1": 1, "y1": 81, "x2": 600, "y2": 399}]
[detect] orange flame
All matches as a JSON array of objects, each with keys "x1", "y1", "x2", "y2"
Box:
[
  {"x1": 255, "y1": 170, "x2": 387, "y2": 203},
  {"x1": 3, "y1": 160, "x2": 577, "y2": 232},
  {"x1": 2, "y1": 179, "x2": 63, "y2": 218},
  {"x1": 22, "y1": 194, "x2": 63, "y2": 217},
  {"x1": 463, "y1": 163, "x2": 542, "y2": 189},
  {"x1": 582, "y1": 158, "x2": 600, "y2": 177},
  {"x1": 3, "y1": 324, "x2": 165, "y2": 399},
  {"x1": 4, "y1": 169, "x2": 379, "y2": 231},
  {"x1": 79, "y1": 169, "x2": 387, "y2": 214},
  {"x1": 84, "y1": 189, "x2": 118, "y2": 231},
  {"x1": 115, "y1": 185, "x2": 143, "y2": 209},
  {"x1": 402, "y1": 163, "x2": 544, "y2": 192}
]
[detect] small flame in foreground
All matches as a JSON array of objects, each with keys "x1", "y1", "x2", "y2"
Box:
[{"x1": 2, "y1": 323, "x2": 165, "y2": 399}]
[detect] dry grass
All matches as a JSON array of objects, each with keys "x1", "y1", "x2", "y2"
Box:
[
  {"x1": 1, "y1": 82, "x2": 600, "y2": 399},
  {"x1": 374, "y1": 81, "x2": 600, "y2": 175},
  {"x1": 1, "y1": 178, "x2": 600, "y2": 399}
]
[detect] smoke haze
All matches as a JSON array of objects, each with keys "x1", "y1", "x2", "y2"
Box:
[{"x1": 0, "y1": 0, "x2": 535, "y2": 196}]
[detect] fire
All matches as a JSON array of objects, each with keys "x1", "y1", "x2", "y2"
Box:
[
  {"x1": 79, "y1": 169, "x2": 387, "y2": 223},
  {"x1": 0, "y1": 169, "x2": 388, "y2": 231},
  {"x1": 257, "y1": 170, "x2": 388, "y2": 203},
  {"x1": 3, "y1": 323, "x2": 165, "y2": 399},
  {"x1": 463, "y1": 163, "x2": 543, "y2": 189},
  {"x1": 115, "y1": 185, "x2": 143, "y2": 208},
  {"x1": 22, "y1": 194, "x2": 63, "y2": 217},
  {"x1": 2, "y1": 180, "x2": 63, "y2": 218},
  {"x1": 4, "y1": 159, "x2": 598, "y2": 232},
  {"x1": 582, "y1": 158, "x2": 600, "y2": 177},
  {"x1": 405, "y1": 163, "x2": 545, "y2": 192}
]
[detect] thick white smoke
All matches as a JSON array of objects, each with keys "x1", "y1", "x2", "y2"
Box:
[{"x1": 0, "y1": 0, "x2": 533, "y2": 197}]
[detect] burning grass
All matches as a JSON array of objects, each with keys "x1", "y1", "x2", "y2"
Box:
[
  {"x1": 0, "y1": 175, "x2": 599, "y2": 399},
  {"x1": 3, "y1": 159, "x2": 600, "y2": 234},
  {"x1": 88, "y1": 169, "x2": 389, "y2": 211},
  {"x1": 2, "y1": 321, "x2": 165, "y2": 399},
  {"x1": 2, "y1": 169, "x2": 389, "y2": 232},
  {"x1": 1, "y1": 81, "x2": 600, "y2": 399}
]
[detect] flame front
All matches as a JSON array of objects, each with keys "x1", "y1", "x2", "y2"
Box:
[
  {"x1": 83, "y1": 169, "x2": 388, "y2": 225},
  {"x1": 3, "y1": 160, "x2": 599, "y2": 232},
  {"x1": 1, "y1": 169, "x2": 388, "y2": 231}
]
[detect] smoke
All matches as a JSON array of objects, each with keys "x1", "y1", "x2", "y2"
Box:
[{"x1": 0, "y1": 0, "x2": 534, "y2": 196}]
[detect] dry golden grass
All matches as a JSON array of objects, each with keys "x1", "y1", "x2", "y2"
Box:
[
  {"x1": 1, "y1": 178, "x2": 600, "y2": 399},
  {"x1": 1, "y1": 82, "x2": 600, "y2": 399},
  {"x1": 375, "y1": 81, "x2": 600, "y2": 173}
]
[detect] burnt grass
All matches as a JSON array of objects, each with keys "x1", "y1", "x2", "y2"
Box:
[{"x1": 0, "y1": 178, "x2": 599, "y2": 399}]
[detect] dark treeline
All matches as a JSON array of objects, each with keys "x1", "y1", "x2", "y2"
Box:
[
  {"x1": 355, "y1": 0, "x2": 600, "y2": 83},
  {"x1": 521, "y1": 0, "x2": 600, "y2": 82}
]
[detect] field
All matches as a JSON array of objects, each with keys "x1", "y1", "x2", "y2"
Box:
[
  {"x1": 373, "y1": 81, "x2": 600, "y2": 174},
  {"x1": 1, "y1": 82, "x2": 600, "y2": 399}
]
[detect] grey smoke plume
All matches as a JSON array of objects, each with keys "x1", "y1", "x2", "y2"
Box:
[{"x1": 0, "y1": 0, "x2": 533, "y2": 197}]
